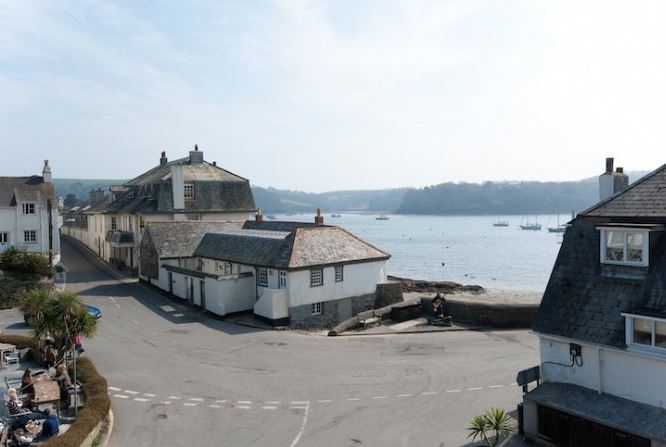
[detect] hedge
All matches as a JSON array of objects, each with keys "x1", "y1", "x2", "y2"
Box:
[{"x1": 0, "y1": 335, "x2": 110, "y2": 447}]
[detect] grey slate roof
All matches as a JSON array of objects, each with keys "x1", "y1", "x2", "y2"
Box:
[
  {"x1": 193, "y1": 224, "x2": 390, "y2": 269},
  {"x1": 0, "y1": 176, "x2": 54, "y2": 207},
  {"x1": 525, "y1": 382, "x2": 666, "y2": 442},
  {"x1": 534, "y1": 162, "x2": 666, "y2": 347},
  {"x1": 584, "y1": 162, "x2": 666, "y2": 217},
  {"x1": 144, "y1": 221, "x2": 243, "y2": 258}
]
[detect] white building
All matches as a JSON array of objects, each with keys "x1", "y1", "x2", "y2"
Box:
[
  {"x1": 64, "y1": 146, "x2": 256, "y2": 271},
  {"x1": 521, "y1": 160, "x2": 666, "y2": 447},
  {"x1": 139, "y1": 214, "x2": 400, "y2": 328},
  {"x1": 0, "y1": 161, "x2": 60, "y2": 264}
]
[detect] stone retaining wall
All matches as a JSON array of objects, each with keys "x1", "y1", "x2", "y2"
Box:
[
  {"x1": 290, "y1": 293, "x2": 376, "y2": 329},
  {"x1": 446, "y1": 298, "x2": 537, "y2": 328}
]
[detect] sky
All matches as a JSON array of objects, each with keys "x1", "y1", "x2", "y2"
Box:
[{"x1": 1, "y1": 0, "x2": 666, "y2": 192}]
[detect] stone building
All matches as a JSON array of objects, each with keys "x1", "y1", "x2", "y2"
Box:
[
  {"x1": 0, "y1": 160, "x2": 60, "y2": 264},
  {"x1": 520, "y1": 160, "x2": 666, "y2": 446}
]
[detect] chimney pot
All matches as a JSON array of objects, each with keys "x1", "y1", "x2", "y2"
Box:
[
  {"x1": 213, "y1": 161, "x2": 217, "y2": 166},
  {"x1": 616, "y1": 167, "x2": 624, "y2": 174},
  {"x1": 42, "y1": 160, "x2": 52, "y2": 183},
  {"x1": 606, "y1": 157, "x2": 614, "y2": 173},
  {"x1": 314, "y1": 208, "x2": 324, "y2": 225},
  {"x1": 195, "y1": 144, "x2": 199, "y2": 151},
  {"x1": 160, "y1": 150, "x2": 168, "y2": 166}
]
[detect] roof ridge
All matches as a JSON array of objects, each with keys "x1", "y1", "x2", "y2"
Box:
[
  {"x1": 334, "y1": 226, "x2": 391, "y2": 258},
  {"x1": 580, "y1": 161, "x2": 666, "y2": 216}
]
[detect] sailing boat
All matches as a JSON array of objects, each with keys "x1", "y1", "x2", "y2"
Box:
[
  {"x1": 520, "y1": 216, "x2": 542, "y2": 231},
  {"x1": 493, "y1": 218, "x2": 509, "y2": 227},
  {"x1": 548, "y1": 206, "x2": 566, "y2": 233}
]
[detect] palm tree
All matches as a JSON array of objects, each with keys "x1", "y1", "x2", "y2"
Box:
[
  {"x1": 21, "y1": 290, "x2": 97, "y2": 356},
  {"x1": 467, "y1": 408, "x2": 513, "y2": 447}
]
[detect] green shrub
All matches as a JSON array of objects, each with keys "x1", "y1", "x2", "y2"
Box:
[
  {"x1": 0, "y1": 247, "x2": 51, "y2": 278},
  {"x1": 0, "y1": 335, "x2": 110, "y2": 447}
]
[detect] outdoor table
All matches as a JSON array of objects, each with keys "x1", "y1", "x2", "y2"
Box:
[
  {"x1": 0, "y1": 343, "x2": 16, "y2": 368},
  {"x1": 32, "y1": 375, "x2": 60, "y2": 416}
]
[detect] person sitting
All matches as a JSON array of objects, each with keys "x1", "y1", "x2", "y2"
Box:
[
  {"x1": 42, "y1": 340, "x2": 58, "y2": 369},
  {"x1": 6, "y1": 389, "x2": 42, "y2": 429},
  {"x1": 54, "y1": 364, "x2": 73, "y2": 406},
  {"x1": 36, "y1": 408, "x2": 59, "y2": 440},
  {"x1": 20, "y1": 368, "x2": 35, "y2": 401}
]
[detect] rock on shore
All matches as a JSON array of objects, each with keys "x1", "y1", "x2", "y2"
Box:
[{"x1": 388, "y1": 275, "x2": 484, "y2": 294}]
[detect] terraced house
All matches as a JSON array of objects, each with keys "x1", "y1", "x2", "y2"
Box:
[
  {"x1": 64, "y1": 146, "x2": 256, "y2": 271},
  {"x1": 522, "y1": 159, "x2": 666, "y2": 447}
]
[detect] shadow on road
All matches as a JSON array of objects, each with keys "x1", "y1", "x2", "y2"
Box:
[{"x1": 61, "y1": 236, "x2": 263, "y2": 336}]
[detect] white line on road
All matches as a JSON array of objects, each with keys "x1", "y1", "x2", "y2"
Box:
[
  {"x1": 173, "y1": 313, "x2": 185, "y2": 318},
  {"x1": 316, "y1": 400, "x2": 332, "y2": 403},
  {"x1": 188, "y1": 398, "x2": 204, "y2": 402},
  {"x1": 346, "y1": 398, "x2": 360, "y2": 401},
  {"x1": 162, "y1": 401, "x2": 171, "y2": 405},
  {"x1": 397, "y1": 394, "x2": 414, "y2": 397},
  {"x1": 168, "y1": 396, "x2": 181, "y2": 400},
  {"x1": 446, "y1": 390, "x2": 461, "y2": 393},
  {"x1": 289, "y1": 402, "x2": 310, "y2": 447},
  {"x1": 291, "y1": 401, "x2": 309, "y2": 405},
  {"x1": 488, "y1": 385, "x2": 504, "y2": 389},
  {"x1": 238, "y1": 401, "x2": 252, "y2": 405},
  {"x1": 107, "y1": 387, "x2": 121, "y2": 391},
  {"x1": 467, "y1": 387, "x2": 483, "y2": 391},
  {"x1": 290, "y1": 406, "x2": 308, "y2": 410},
  {"x1": 421, "y1": 391, "x2": 438, "y2": 395},
  {"x1": 371, "y1": 396, "x2": 388, "y2": 399},
  {"x1": 215, "y1": 400, "x2": 226, "y2": 404},
  {"x1": 133, "y1": 398, "x2": 149, "y2": 402},
  {"x1": 509, "y1": 382, "x2": 518, "y2": 386},
  {"x1": 265, "y1": 401, "x2": 280, "y2": 405},
  {"x1": 209, "y1": 404, "x2": 222, "y2": 409},
  {"x1": 263, "y1": 406, "x2": 277, "y2": 410},
  {"x1": 238, "y1": 405, "x2": 251, "y2": 409},
  {"x1": 183, "y1": 403, "x2": 197, "y2": 407},
  {"x1": 114, "y1": 395, "x2": 129, "y2": 399},
  {"x1": 124, "y1": 390, "x2": 139, "y2": 395},
  {"x1": 110, "y1": 297, "x2": 120, "y2": 308},
  {"x1": 143, "y1": 393, "x2": 157, "y2": 397}
]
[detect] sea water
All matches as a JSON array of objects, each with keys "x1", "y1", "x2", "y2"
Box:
[{"x1": 272, "y1": 213, "x2": 567, "y2": 291}]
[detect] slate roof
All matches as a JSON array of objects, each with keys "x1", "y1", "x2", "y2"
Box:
[
  {"x1": 193, "y1": 224, "x2": 390, "y2": 269},
  {"x1": 534, "y1": 162, "x2": 666, "y2": 347},
  {"x1": 0, "y1": 176, "x2": 55, "y2": 207},
  {"x1": 584, "y1": 162, "x2": 666, "y2": 217},
  {"x1": 143, "y1": 221, "x2": 243, "y2": 258}
]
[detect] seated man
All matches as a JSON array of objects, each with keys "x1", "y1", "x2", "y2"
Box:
[
  {"x1": 54, "y1": 364, "x2": 73, "y2": 406},
  {"x1": 36, "y1": 408, "x2": 59, "y2": 440},
  {"x1": 6, "y1": 389, "x2": 43, "y2": 429}
]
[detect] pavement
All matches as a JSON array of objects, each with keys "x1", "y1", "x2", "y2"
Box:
[{"x1": 0, "y1": 237, "x2": 540, "y2": 447}]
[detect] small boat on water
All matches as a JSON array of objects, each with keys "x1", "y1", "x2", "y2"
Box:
[
  {"x1": 520, "y1": 223, "x2": 542, "y2": 231},
  {"x1": 266, "y1": 215, "x2": 277, "y2": 220},
  {"x1": 493, "y1": 220, "x2": 509, "y2": 227},
  {"x1": 376, "y1": 214, "x2": 389, "y2": 220},
  {"x1": 331, "y1": 214, "x2": 342, "y2": 218},
  {"x1": 548, "y1": 225, "x2": 566, "y2": 233}
]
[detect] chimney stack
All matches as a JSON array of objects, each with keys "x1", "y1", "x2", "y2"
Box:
[
  {"x1": 189, "y1": 144, "x2": 204, "y2": 164},
  {"x1": 314, "y1": 208, "x2": 324, "y2": 225},
  {"x1": 160, "y1": 151, "x2": 168, "y2": 166},
  {"x1": 255, "y1": 209, "x2": 263, "y2": 222},
  {"x1": 42, "y1": 160, "x2": 52, "y2": 183},
  {"x1": 599, "y1": 157, "x2": 629, "y2": 201}
]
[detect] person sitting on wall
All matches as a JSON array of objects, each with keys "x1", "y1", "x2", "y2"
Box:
[
  {"x1": 20, "y1": 368, "x2": 35, "y2": 402},
  {"x1": 42, "y1": 340, "x2": 58, "y2": 369},
  {"x1": 53, "y1": 364, "x2": 73, "y2": 407}
]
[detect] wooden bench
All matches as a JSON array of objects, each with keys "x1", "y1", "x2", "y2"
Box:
[{"x1": 358, "y1": 310, "x2": 381, "y2": 329}]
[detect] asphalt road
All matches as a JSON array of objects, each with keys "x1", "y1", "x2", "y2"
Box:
[{"x1": 1, "y1": 238, "x2": 539, "y2": 447}]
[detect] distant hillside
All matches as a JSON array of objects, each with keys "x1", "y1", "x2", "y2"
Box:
[{"x1": 53, "y1": 178, "x2": 124, "y2": 204}]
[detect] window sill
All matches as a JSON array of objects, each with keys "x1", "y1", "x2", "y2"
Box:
[
  {"x1": 600, "y1": 264, "x2": 648, "y2": 280},
  {"x1": 310, "y1": 284, "x2": 324, "y2": 288},
  {"x1": 626, "y1": 345, "x2": 666, "y2": 361}
]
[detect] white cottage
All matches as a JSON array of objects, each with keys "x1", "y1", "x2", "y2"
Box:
[
  {"x1": 140, "y1": 215, "x2": 399, "y2": 328},
  {"x1": 0, "y1": 161, "x2": 60, "y2": 264}
]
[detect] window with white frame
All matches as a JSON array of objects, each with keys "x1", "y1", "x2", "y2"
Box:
[
  {"x1": 310, "y1": 268, "x2": 323, "y2": 287},
  {"x1": 600, "y1": 229, "x2": 649, "y2": 266},
  {"x1": 224, "y1": 262, "x2": 232, "y2": 275},
  {"x1": 335, "y1": 265, "x2": 344, "y2": 282},
  {"x1": 311, "y1": 302, "x2": 323, "y2": 315},
  {"x1": 623, "y1": 314, "x2": 666, "y2": 349},
  {"x1": 279, "y1": 271, "x2": 287, "y2": 289},
  {"x1": 22, "y1": 203, "x2": 35, "y2": 215},
  {"x1": 0, "y1": 232, "x2": 7, "y2": 244},
  {"x1": 184, "y1": 184, "x2": 195, "y2": 199},
  {"x1": 23, "y1": 230, "x2": 37, "y2": 243},
  {"x1": 111, "y1": 217, "x2": 117, "y2": 230},
  {"x1": 257, "y1": 268, "x2": 268, "y2": 287}
]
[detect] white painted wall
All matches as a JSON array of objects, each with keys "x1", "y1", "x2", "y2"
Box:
[
  {"x1": 540, "y1": 334, "x2": 666, "y2": 409},
  {"x1": 254, "y1": 288, "x2": 289, "y2": 320},
  {"x1": 287, "y1": 261, "x2": 386, "y2": 307},
  {"x1": 205, "y1": 275, "x2": 255, "y2": 316},
  {"x1": 0, "y1": 201, "x2": 61, "y2": 263}
]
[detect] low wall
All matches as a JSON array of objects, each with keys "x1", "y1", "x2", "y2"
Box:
[
  {"x1": 375, "y1": 281, "x2": 403, "y2": 308},
  {"x1": 446, "y1": 297, "x2": 537, "y2": 328}
]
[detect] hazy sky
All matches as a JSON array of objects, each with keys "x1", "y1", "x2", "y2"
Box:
[{"x1": 1, "y1": 1, "x2": 665, "y2": 192}]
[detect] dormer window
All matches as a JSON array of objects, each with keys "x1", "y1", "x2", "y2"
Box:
[
  {"x1": 184, "y1": 184, "x2": 194, "y2": 199},
  {"x1": 597, "y1": 225, "x2": 660, "y2": 267}
]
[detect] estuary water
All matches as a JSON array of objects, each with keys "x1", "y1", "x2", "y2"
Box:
[{"x1": 272, "y1": 213, "x2": 567, "y2": 291}]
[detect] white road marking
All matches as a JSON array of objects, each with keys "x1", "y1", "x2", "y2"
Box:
[
  {"x1": 371, "y1": 396, "x2": 388, "y2": 399},
  {"x1": 168, "y1": 396, "x2": 181, "y2": 400},
  {"x1": 133, "y1": 398, "x2": 149, "y2": 402},
  {"x1": 162, "y1": 401, "x2": 171, "y2": 405},
  {"x1": 290, "y1": 406, "x2": 308, "y2": 410},
  {"x1": 289, "y1": 402, "x2": 310, "y2": 447},
  {"x1": 143, "y1": 393, "x2": 157, "y2": 397},
  {"x1": 110, "y1": 297, "x2": 120, "y2": 308},
  {"x1": 173, "y1": 313, "x2": 185, "y2": 318},
  {"x1": 446, "y1": 389, "x2": 461, "y2": 393},
  {"x1": 209, "y1": 404, "x2": 222, "y2": 409},
  {"x1": 215, "y1": 400, "x2": 227, "y2": 404},
  {"x1": 263, "y1": 406, "x2": 277, "y2": 410},
  {"x1": 397, "y1": 393, "x2": 414, "y2": 397},
  {"x1": 183, "y1": 403, "x2": 197, "y2": 407},
  {"x1": 316, "y1": 400, "x2": 332, "y2": 403},
  {"x1": 488, "y1": 385, "x2": 504, "y2": 389},
  {"x1": 188, "y1": 398, "x2": 204, "y2": 402},
  {"x1": 421, "y1": 391, "x2": 438, "y2": 395},
  {"x1": 160, "y1": 305, "x2": 176, "y2": 312},
  {"x1": 238, "y1": 401, "x2": 252, "y2": 405},
  {"x1": 510, "y1": 382, "x2": 518, "y2": 386},
  {"x1": 125, "y1": 390, "x2": 139, "y2": 395},
  {"x1": 265, "y1": 401, "x2": 280, "y2": 405},
  {"x1": 114, "y1": 395, "x2": 129, "y2": 399},
  {"x1": 238, "y1": 405, "x2": 252, "y2": 409},
  {"x1": 107, "y1": 386, "x2": 121, "y2": 392},
  {"x1": 467, "y1": 387, "x2": 483, "y2": 391},
  {"x1": 346, "y1": 398, "x2": 360, "y2": 401},
  {"x1": 291, "y1": 401, "x2": 309, "y2": 405}
]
